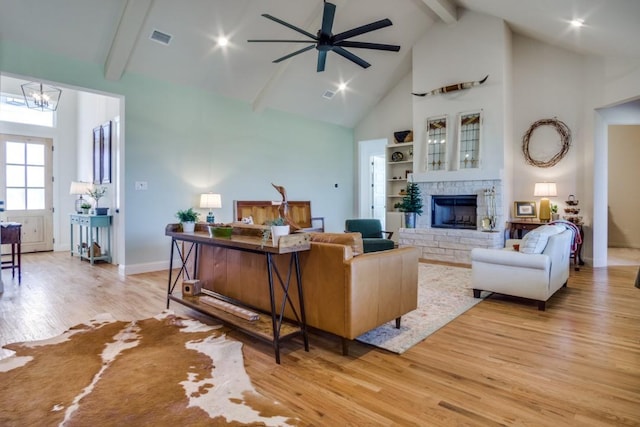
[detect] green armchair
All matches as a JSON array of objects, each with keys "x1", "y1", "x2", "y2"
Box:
[{"x1": 345, "y1": 219, "x2": 395, "y2": 253}]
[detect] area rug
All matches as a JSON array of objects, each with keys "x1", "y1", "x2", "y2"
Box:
[
  {"x1": 0, "y1": 312, "x2": 298, "y2": 426},
  {"x1": 356, "y1": 263, "x2": 484, "y2": 354}
]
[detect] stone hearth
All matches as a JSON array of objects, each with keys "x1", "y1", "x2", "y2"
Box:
[{"x1": 399, "y1": 179, "x2": 504, "y2": 264}]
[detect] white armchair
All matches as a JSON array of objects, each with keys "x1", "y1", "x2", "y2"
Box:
[{"x1": 471, "y1": 227, "x2": 573, "y2": 310}]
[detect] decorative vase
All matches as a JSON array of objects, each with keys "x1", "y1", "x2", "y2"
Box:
[
  {"x1": 182, "y1": 221, "x2": 196, "y2": 233},
  {"x1": 271, "y1": 225, "x2": 290, "y2": 246},
  {"x1": 404, "y1": 212, "x2": 417, "y2": 229}
]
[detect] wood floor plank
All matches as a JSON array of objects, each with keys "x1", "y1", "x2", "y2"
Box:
[{"x1": 1, "y1": 252, "x2": 639, "y2": 425}]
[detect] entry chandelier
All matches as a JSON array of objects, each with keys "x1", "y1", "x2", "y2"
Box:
[{"x1": 21, "y1": 82, "x2": 62, "y2": 111}]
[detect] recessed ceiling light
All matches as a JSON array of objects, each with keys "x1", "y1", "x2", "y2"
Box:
[
  {"x1": 570, "y1": 19, "x2": 584, "y2": 28},
  {"x1": 337, "y1": 82, "x2": 347, "y2": 92},
  {"x1": 217, "y1": 37, "x2": 229, "y2": 47}
]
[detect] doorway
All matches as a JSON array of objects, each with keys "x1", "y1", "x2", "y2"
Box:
[
  {"x1": 0, "y1": 134, "x2": 53, "y2": 253},
  {"x1": 358, "y1": 139, "x2": 387, "y2": 227}
]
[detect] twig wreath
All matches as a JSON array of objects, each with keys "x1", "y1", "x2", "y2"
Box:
[{"x1": 522, "y1": 118, "x2": 571, "y2": 168}]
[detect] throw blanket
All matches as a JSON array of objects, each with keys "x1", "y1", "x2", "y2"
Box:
[{"x1": 549, "y1": 219, "x2": 582, "y2": 252}]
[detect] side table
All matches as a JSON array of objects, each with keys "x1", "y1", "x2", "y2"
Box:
[
  {"x1": 70, "y1": 214, "x2": 112, "y2": 264},
  {"x1": 1, "y1": 222, "x2": 22, "y2": 285},
  {"x1": 506, "y1": 220, "x2": 584, "y2": 270}
]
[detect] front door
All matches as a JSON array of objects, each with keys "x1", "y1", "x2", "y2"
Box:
[{"x1": 0, "y1": 134, "x2": 53, "y2": 253}]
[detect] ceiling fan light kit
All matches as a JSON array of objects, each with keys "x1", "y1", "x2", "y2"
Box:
[{"x1": 248, "y1": 1, "x2": 400, "y2": 72}]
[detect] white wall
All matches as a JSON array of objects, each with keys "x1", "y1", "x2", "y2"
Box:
[
  {"x1": 608, "y1": 125, "x2": 640, "y2": 248},
  {"x1": 411, "y1": 10, "x2": 509, "y2": 183}
]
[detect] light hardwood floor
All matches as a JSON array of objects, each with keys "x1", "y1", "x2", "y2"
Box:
[{"x1": 1, "y1": 252, "x2": 639, "y2": 426}]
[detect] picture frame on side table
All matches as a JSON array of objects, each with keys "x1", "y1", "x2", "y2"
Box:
[{"x1": 514, "y1": 201, "x2": 537, "y2": 218}]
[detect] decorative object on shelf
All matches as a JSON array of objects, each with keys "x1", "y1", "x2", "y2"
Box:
[
  {"x1": 21, "y1": 81, "x2": 62, "y2": 111},
  {"x1": 514, "y1": 201, "x2": 537, "y2": 218},
  {"x1": 481, "y1": 186, "x2": 497, "y2": 232},
  {"x1": 398, "y1": 181, "x2": 423, "y2": 228},
  {"x1": 176, "y1": 207, "x2": 199, "y2": 232},
  {"x1": 208, "y1": 225, "x2": 233, "y2": 238},
  {"x1": 563, "y1": 195, "x2": 582, "y2": 224},
  {"x1": 412, "y1": 75, "x2": 488, "y2": 97},
  {"x1": 391, "y1": 151, "x2": 404, "y2": 162},
  {"x1": 393, "y1": 202, "x2": 402, "y2": 212},
  {"x1": 261, "y1": 217, "x2": 289, "y2": 247},
  {"x1": 534, "y1": 182, "x2": 557, "y2": 222},
  {"x1": 80, "y1": 202, "x2": 92, "y2": 215},
  {"x1": 522, "y1": 117, "x2": 571, "y2": 168},
  {"x1": 393, "y1": 130, "x2": 413, "y2": 143},
  {"x1": 86, "y1": 185, "x2": 108, "y2": 214},
  {"x1": 248, "y1": 1, "x2": 400, "y2": 72},
  {"x1": 200, "y1": 193, "x2": 222, "y2": 223},
  {"x1": 69, "y1": 181, "x2": 91, "y2": 213}
]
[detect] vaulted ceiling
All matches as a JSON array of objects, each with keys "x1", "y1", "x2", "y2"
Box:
[{"x1": 1, "y1": 0, "x2": 638, "y2": 127}]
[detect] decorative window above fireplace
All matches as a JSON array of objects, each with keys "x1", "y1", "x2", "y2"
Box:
[
  {"x1": 457, "y1": 110, "x2": 482, "y2": 169},
  {"x1": 426, "y1": 115, "x2": 447, "y2": 171}
]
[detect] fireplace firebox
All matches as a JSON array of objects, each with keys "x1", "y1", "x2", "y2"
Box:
[{"x1": 431, "y1": 195, "x2": 478, "y2": 229}]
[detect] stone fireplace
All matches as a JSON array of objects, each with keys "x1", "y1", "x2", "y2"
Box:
[{"x1": 399, "y1": 179, "x2": 504, "y2": 264}]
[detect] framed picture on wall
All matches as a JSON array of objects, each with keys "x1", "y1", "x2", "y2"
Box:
[
  {"x1": 514, "y1": 201, "x2": 537, "y2": 218},
  {"x1": 92, "y1": 121, "x2": 112, "y2": 184}
]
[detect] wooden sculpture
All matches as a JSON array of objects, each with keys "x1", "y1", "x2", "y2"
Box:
[
  {"x1": 412, "y1": 75, "x2": 488, "y2": 97},
  {"x1": 272, "y1": 183, "x2": 301, "y2": 230}
]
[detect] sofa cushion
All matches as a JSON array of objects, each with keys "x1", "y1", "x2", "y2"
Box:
[
  {"x1": 520, "y1": 225, "x2": 566, "y2": 254},
  {"x1": 309, "y1": 232, "x2": 364, "y2": 256}
]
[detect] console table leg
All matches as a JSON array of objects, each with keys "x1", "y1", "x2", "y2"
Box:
[
  {"x1": 294, "y1": 252, "x2": 309, "y2": 352},
  {"x1": 266, "y1": 253, "x2": 281, "y2": 364}
]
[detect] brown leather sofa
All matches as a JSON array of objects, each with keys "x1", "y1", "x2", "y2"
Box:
[{"x1": 196, "y1": 232, "x2": 419, "y2": 354}]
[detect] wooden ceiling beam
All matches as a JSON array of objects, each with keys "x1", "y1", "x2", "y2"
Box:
[
  {"x1": 104, "y1": 0, "x2": 154, "y2": 81},
  {"x1": 421, "y1": 0, "x2": 457, "y2": 24}
]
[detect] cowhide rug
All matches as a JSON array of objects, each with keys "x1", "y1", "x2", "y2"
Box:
[{"x1": 0, "y1": 312, "x2": 298, "y2": 426}]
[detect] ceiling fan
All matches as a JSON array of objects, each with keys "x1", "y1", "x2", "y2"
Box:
[{"x1": 248, "y1": 1, "x2": 400, "y2": 72}]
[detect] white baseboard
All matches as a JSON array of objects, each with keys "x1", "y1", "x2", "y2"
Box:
[{"x1": 119, "y1": 260, "x2": 171, "y2": 276}]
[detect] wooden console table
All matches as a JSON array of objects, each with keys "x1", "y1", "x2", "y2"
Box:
[
  {"x1": 70, "y1": 214, "x2": 112, "y2": 264},
  {"x1": 1, "y1": 222, "x2": 22, "y2": 286},
  {"x1": 506, "y1": 220, "x2": 584, "y2": 270},
  {"x1": 165, "y1": 223, "x2": 310, "y2": 364}
]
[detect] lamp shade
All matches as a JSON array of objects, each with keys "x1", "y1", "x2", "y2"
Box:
[
  {"x1": 533, "y1": 182, "x2": 557, "y2": 197},
  {"x1": 69, "y1": 181, "x2": 91, "y2": 195},
  {"x1": 200, "y1": 193, "x2": 222, "y2": 209}
]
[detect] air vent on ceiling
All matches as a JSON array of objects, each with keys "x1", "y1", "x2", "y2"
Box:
[
  {"x1": 150, "y1": 29, "x2": 172, "y2": 45},
  {"x1": 322, "y1": 90, "x2": 336, "y2": 100}
]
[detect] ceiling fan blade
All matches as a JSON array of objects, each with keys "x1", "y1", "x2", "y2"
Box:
[
  {"x1": 332, "y1": 46, "x2": 371, "y2": 69},
  {"x1": 320, "y1": 2, "x2": 336, "y2": 36},
  {"x1": 261, "y1": 14, "x2": 318, "y2": 40},
  {"x1": 333, "y1": 18, "x2": 393, "y2": 42},
  {"x1": 272, "y1": 44, "x2": 316, "y2": 63},
  {"x1": 317, "y1": 50, "x2": 328, "y2": 72},
  {"x1": 335, "y1": 41, "x2": 400, "y2": 51},
  {"x1": 248, "y1": 40, "x2": 316, "y2": 43}
]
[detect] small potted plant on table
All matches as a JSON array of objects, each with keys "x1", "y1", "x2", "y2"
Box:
[{"x1": 176, "y1": 208, "x2": 199, "y2": 232}]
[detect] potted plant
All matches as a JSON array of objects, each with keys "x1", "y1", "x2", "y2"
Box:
[
  {"x1": 176, "y1": 208, "x2": 199, "y2": 232},
  {"x1": 80, "y1": 202, "x2": 92, "y2": 215},
  {"x1": 262, "y1": 217, "x2": 289, "y2": 246},
  {"x1": 393, "y1": 202, "x2": 402, "y2": 212},
  {"x1": 87, "y1": 185, "x2": 108, "y2": 215},
  {"x1": 398, "y1": 182, "x2": 423, "y2": 228},
  {"x1": 550, "y1": 203, "x2": 559, "y2": 221}
]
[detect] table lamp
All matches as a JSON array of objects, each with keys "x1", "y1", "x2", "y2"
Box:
[
  {"x1": 70, "y1": 181, "x2": 91, "y2": 213},
  {"x1": 200, "y1": 193, "x2": 222, "y2": 223},
  {"x1": 534, "y1": 182, "x2": 557, "y2": 222}
]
